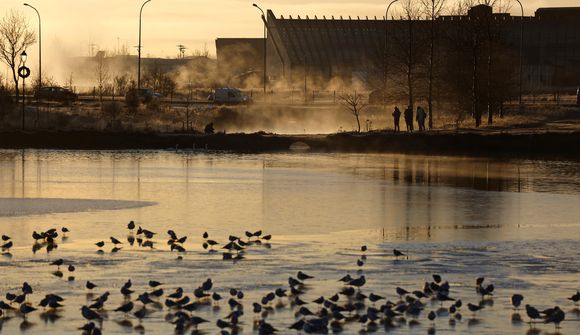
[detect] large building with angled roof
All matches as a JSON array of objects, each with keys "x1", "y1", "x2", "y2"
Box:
[{"x1": 217, "y1": 5, "x2": 580, "y2": 93}]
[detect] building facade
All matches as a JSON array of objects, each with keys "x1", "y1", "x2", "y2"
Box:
[{"x1": 216, "y1": 5, "x2": 580, "y2": 93}]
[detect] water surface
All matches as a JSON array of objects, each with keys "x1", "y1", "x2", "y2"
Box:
[{"x1": 0, "y1": 150, "x2": 578, "y2": 334}]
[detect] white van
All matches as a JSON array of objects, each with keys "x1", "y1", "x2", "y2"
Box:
[{"x1": 208, "y1": 88, "x2": 250, "y2": 104}]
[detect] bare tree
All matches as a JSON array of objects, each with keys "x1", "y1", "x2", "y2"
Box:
[
  {"x1": 420, "y1": 0, "x2": 447, "y2": 129},
  {"x1": 443, "y1": 0, "x2": 517, "y2": 127},
  {"x1": 114, "y1": 74, "x2": 129, "y2": 96},
  {"x1": 142, "y1": 62, "x2": 177, "y2": 98},
  {"x1": 95, "y1": 51, "x2": 109, "y2": 105},
  {"x1": 391, "y1": 0, "x2": 424, "y2": 114},
  {"x1": 340, "y1": 92, "x2": 367, "y2": 132},
  {"x1": 0, "y1": 10, "x2": 36, "y2": 101}
]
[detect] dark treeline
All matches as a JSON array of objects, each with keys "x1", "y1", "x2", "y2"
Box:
[{"x1": 382, "y1": 3, "x2": 519, "y2": 128}]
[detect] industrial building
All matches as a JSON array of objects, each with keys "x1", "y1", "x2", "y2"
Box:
[{"x1": 216, "y1": 5, "x2": 580, "y2": 93}]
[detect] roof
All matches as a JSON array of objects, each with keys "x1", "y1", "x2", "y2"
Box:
[{"x1": 535, "y1": 7, "x2": 580, "y2": 20}]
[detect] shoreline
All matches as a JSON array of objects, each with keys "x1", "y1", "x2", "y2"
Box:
[{"x1": 1, "y1": 130, "x2": 579, "y2": 159}]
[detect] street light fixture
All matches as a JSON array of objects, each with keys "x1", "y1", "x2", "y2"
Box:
[
  {"x1": 23, "y1": 3, "x2": 41, "y2": 89},
  {"x1": 138, "y1": 0, "x2": 153, "y2": 90},
  {"x1": 21, "y1": 50, "x2": 27, "y2": 130},
  {"x1": 253, "y1": 3, "x2": 267, "y2": 97},
  {"x1": 514, "y1": 0, "x2": 524, "y2": 112},
  {"x1": 383, "y1": 0, "x2": 398, "y2": 103}
]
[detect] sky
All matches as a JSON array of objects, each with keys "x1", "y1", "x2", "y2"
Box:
[{"x1": 0, "y1": 0, "x2": 577, "y2": 81}]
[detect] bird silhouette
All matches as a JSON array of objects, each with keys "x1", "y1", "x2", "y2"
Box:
[
  {"x1": 433, "y1": 274, "x2": 442, "y2": 283},
  {"x1": 19, "y1": 303, "x2": 37, "y2": 318},
  {"x1": 467, "y1": 303, "x2": 484, "y2": 315},
  {"x1": 81, "y1": 306, "x2": 102, "y2": 320},
  {"x1": 114, "y1": 301, "x2": 134, "y2": 314},
  {"x1": 297, "y1": 271, "x2": 314, "y2": 280},
  {"x1": 393, "y1": 249, "x2": 405, "y2": 258},
  {"x1": 149, "y1": 280, "x2": 162, "y2": 288},
  {"x1": 1, "y1": 241, "x2": 13, "y2": 251},
  {"x1": 511, "y1": 294, "x2": 524, "y2": 310},
  {"x1": 348, "y1": 276, "x2": 366, "y2": 288},
  {"x1": 50, "y1": 258, "x2": 64, "y2": 269},
  {"x1": 191, "y1": 315, "x2": 208, "y2": 328},
  {"x1": 543, "y1": 306, "x2": 565, "y2": 330},
  {"x1": 568, "y1": 291, "x2": 580, "y2": 304},
  {"x1": 22, "y1": 282, "x2": 33, "y2": 295},
  {"x1": 525, "y1": 304, "x2": 541, "y2": 323}
]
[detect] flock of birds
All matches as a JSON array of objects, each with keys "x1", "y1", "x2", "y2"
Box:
[
  {"x1": 1, "y1": 223, "x2": 579, "y2": 335},
  {"x1": 90, "y1": 221, "x2": 272, "y2": 261}
]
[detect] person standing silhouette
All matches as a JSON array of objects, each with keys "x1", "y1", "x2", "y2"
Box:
[
  {"x1": 392, "y1": 106, "x2": 401, "y2": 132},
  {"x1": 404, "y1": 106, "x2": 413, "y2": 132},
  {"x1": 416, "y1": 106, "x2": 427, "y2": 131}
]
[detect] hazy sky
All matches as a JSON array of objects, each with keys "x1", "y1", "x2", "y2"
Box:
[{"x1": 0, "y1": 0, "x2": 577, "y2": 81}]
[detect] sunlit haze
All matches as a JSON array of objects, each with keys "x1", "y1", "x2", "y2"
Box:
[{"x1": 0, "y1": 0, "x2": 577, "y2": 70}]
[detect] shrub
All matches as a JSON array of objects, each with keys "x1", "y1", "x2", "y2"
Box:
[{"x1": 0, "y1": 85, "x2": 15, "y2": 113}]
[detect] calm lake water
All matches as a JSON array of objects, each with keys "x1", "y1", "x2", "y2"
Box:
[{"x1": 0, "y1": 150, "x2": 578, "y2": 334}]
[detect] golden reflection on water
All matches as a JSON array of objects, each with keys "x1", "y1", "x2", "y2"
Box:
[
  {"x1": 0, "y1": 150, "x2": 579, "y2": 243},
  {"x1": 0, "y1": 151, "x2": 578, "y2": 335}
]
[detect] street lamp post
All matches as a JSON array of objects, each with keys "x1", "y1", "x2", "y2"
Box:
[
  {"x1": 515, "y1": 0, "x2": 524, "y2": 111},
  {"x1": 384, "y1": 0, "x2": 398, "y2": 103},
  {"x1": 21, "y1": 51, "x2": 28, "y2": 130},
  {"x1": 253, "y1": 4, "x2": 267, "y2": 97},
  {"x1": 138, "y1": 0, "x2": 153, "y2": 90},
  {"x1": 23, "y1": 3, "x2": 41, "y2": 89}
]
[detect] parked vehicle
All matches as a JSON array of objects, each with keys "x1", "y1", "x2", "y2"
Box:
[
  {"x1": 125, "y1": 88, "x2": 162, "y2": 103},
  {"x1": 208, "y1": 88, "x2": 250, "y2": 104},
  {"x1": 34, "y1": 86, "x2": 77, "y2": 103}
]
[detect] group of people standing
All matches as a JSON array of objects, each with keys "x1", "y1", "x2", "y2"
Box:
[{"x1": 392, "y1": 106, "x2": 428, "y2": 132}]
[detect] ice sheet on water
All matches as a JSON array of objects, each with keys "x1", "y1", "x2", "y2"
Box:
[{"x1": 0, "y1": 197, "x2": 156, "y2": 217}]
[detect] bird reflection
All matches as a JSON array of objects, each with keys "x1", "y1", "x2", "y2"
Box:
[
  {"x1": 467, "y1": 318, "x2": 481, "y2": 327},
  {"x1": 19, "y1": 320, "x2": 35, "y2": 331},
  {"x1": 32, "y1": 242, "x2": 44, "y2": 254},
  {"x1": 40, "y1": 311, "x2": 62, "y2": 324},
  {"x1": 116, "y1": 319, "x2": 134, "y2": 328},
  {"x1": 526, "y1": 328, "x2": 542, "y2": 335},
  {"x1": 511, "y1": 313, "x2": 523, "y2": 324}
]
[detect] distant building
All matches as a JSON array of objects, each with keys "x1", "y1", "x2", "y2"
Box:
[
  {"x1": 215, "y1": 38, "x2": 267, "y2": 88},
  {"x1": 216, "y1": 5, "x2": 580, "y2": 92}
]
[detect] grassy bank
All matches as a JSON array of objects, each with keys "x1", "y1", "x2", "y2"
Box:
[{"x1": 1, "y1": 130, "x2": 579, "y2": 159}]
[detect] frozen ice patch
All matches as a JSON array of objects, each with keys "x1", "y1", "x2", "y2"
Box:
[{"x1": 0, "y1": 197, "x2": 156, "y2": 217}]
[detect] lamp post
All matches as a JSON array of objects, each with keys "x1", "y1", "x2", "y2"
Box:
[
  {"x1": 23, "y1": 3, "x2": 41, "y2": 89},
  {"x1": 138, "y1": 0, "x2": 152, "y2": 90},
  {"x1": 21, "y1": 50, "x2": 28, "y2": 130},
  {"x1": 515, "y1": 0, "x2": 524, "y2": 111},
  {"x1": 253, "y1": 3, "x2": 267, "y2": 97},
  {"x1": 383, "y1": 0, "x2": 398, "y2": 102}
]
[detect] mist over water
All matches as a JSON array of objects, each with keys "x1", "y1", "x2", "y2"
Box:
[{"x1": 0, "y1": 150, "x2": 578, "y2": 334}]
